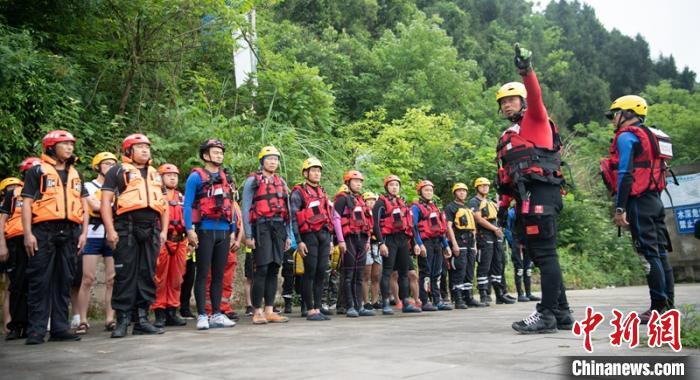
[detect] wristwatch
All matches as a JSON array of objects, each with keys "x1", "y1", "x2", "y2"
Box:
[{"x1": 615, "y1": 207, "x2": 625, "y2": 215}]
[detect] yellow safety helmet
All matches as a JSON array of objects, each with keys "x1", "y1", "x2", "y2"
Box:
[
  {"x1": 301, "y1": 157, "x2": 323, "y2": 174},
  {"x1": 451, "y1": 182, "x2": 469, "y2": 194},
  {"x1": 607, "y1": 95, "x2": 647, "y2": 118},
  {"x1": 474, "y1": 177, "x2": 491, "y2": 187},
  {"x1": 258, "y1": 146, "x2": 281, "y2": 160},
  {"x1": 362, "y1": 191, "x2": 378, "y2": 201},
  {"x1": 337, "y1": 184, "x2": 349, "y2": 194},
  {"x1": 496, "y1": 82, "x2": 527, "y2": 103},
  {"x1": 91, "y1": 152, "x2": 118, "y2": 171},
  {"x1": 0, "y1": 177, "x2": 22, "y2": 192}
]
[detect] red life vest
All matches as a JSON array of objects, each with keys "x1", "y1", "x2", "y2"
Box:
[
  {"x1": 166, "y1": 189, "x2": 185, "y2": 236},
  {"x1": 412, "y1": 199, "x2": 446, "y2": 239},
  {"x1": 191, "y1": 168, "x2": 234, "y2": 224},
  {"x1": 249, "y1": 172, "x2": 288, "y2": 223},
  {"x1": 378, "y1": 195, "x2": 413, "y2": 237},
  {"x1": 496, "y1": 120, "x2": 564, "y2": 197},
  {"x1": 334, "y1": 192, "x2": 373, "y2": 236},
  {"x1": 600, "y1": 124, "x2": 670, "y2": 197},
  {"x1": 293, "y1": 183, "x2": 332, "y2": 234}
]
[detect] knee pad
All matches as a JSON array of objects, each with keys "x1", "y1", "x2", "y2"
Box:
[
  {"x1": 525, "y1": 268, "x2": 532, "y2": 277},
  {"x1": 516, "y1": 268, "x2": 523, "y2": 276},
  {"x1": 638, "y1": 255, "x2": 652, "y2": 275}
]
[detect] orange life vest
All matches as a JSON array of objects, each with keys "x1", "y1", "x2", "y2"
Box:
[
  {"x1": 166, "y1": 189, "x2": 185, "y2": 236},
  {"x1": 379, "y1": 194, "x2": 413, "y2": 237},
  {"x1": 412, "y1": 199, "x2": 446, "y2": 239},
  {"x1": 4, "y1": 185, "x2": 24, "y2": 238},
  {"x1": 115, "y1": 158, "x2": 166, "y2": 216},
  {"x1": 293, "y1": 183, "x2": 332, "y2": 234},
  {"x1": 334, "y1": 192, "x2": 373, "y2": 236},
  {"x1": 30, "y1": 155, "x2": 84, "y2": 224}
]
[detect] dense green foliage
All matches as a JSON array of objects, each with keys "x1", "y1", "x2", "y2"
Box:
[{"x1": 1, "y1": 0, "x2": 697, "y2": 288}]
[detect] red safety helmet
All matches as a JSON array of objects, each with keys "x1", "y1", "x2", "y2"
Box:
[
  {"x1": 158, "y1": 163, "x2": 180, "y2": 175},
  {"x1": 42, "y1": 130, "x2": 76, "y2": 150},
  {"x1": 19, "y1": 157, "x2": 41, "y2": 173},
  {"x1": 416, "y1": 180, "x2": 434, "y2": 193},
  {"x1": 122, "y1": 133, "x2": 151, "y2": 153},
  {"x1": 343, "y1": 170, "x2": 364, "y2": 184},
  {"x1": 383, "y1": 174, "x2": 401, "y2": 188}
]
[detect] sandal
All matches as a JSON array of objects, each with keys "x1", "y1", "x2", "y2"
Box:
[
  {"x1": 76, "y1": 322, "x2": 89, "y2": 335},
  {"x1": 104, "y1": 320, "x2": 116, "y2": 332}
]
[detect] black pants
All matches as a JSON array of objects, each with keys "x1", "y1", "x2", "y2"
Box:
[
  {"x1": 26, "y1": 222, "x2": 79, "y2": 337},
  {"x1": 194, "y1": 229, "x2": 230, "y2": 315},
  {"x1": 251, "y1": 221, "x2": 286, "y2": 308},
  {"x1": 112, "y1": 220, "x2": 160, "y2": 312},
  {"x1": 627, "y1": 191, "x2": 674, "y2": 305},
  {"x1": 449, "y1": 232, "x2": 475, "y2": 296},
  {"x1": 510, "y1": 237, "x2": 534, "y2": 296},
  {"x1": 7, "y1": 236, "x2": 28, "y2": 331},
  {"x1": 515, "y1": 182, "x2": 568, "y2": 312},
  {"x1": 342, "y1": 233, "x2": 368, "y2": 310},
  {"x1": 302, "y1": 230, "x2": 331, "y2": 310},
  {"x1": 180, "y1": 258, "x2": 195, "y2": 312},
  {"x1": 476, "y1": 230, "x2": 495, "y2": 291},
  {"x1": 418, "y1": 237, "x2": 444, "y2": 305},
  {"x1": 381, "y1": 233, "x2": 411, "y2": 302},
  {"x1": 281, "y1": 249, "x2": 299, "y2": 301}
]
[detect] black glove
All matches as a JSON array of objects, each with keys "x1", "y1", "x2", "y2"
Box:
[
  {"x1": 497, "y1": 206, "x2": 509, "y2": 227},
  {"x1": 514, "y1": 43, "x2": 532, "y2": 71}
]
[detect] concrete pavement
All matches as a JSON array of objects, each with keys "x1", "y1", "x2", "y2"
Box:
[{"x1": 1, "y1": 284, "x2": 698, "y2": 379}]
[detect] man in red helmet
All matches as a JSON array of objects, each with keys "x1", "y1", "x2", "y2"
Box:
[
  {"x1": 101, "y1": 133, "x2": 169, "y2": 338},
  {"x1": 20, "y1": 131, "x2": 89, "y2": 345},
  {"x1": 0, "y1": 157, "x2": 40, "y2": 340}
]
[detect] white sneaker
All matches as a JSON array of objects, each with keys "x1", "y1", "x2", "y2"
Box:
[
  {"x1": 196, "y1": 314, "x2": 209, "y2": 330},
  {"x1": 210, "y1": 313, "x2": 236, "y2": 328},
  {"x1": 70, "y1": 314, "x2": 80, "y2": 329}
]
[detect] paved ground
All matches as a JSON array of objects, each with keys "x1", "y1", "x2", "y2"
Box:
[{"x1": 1, "y1": 284, "x2": 698, "y2": 379}]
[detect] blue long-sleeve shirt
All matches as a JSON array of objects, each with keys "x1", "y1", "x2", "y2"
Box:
[
  {"x1": 504, "y1": 208, "x2": 516, "y2": 246},
  {"x1": 183, "y1": 170, "x2": 236, "y2": 232},
  {"x1": 411, "y1": 203, "x2": 449, "y2": 248},
  {"x1": 615, "y1": 131, "x2": 640, "y2": 209}
]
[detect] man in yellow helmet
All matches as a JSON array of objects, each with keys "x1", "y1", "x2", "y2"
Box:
[
  {"x1": 469, "y1": 177, "x2": 515, "y2": 306},
  {"x1": 289, "y1": 158, "x2": 334, "y2": 321},
  {"x1": 0, "y1": 157, "x2": 40, "y2": 340},
  {"x1": 495, "y1": 44, "x2": 572, "y2": 334},
  {"x1": 444, "y1": 183, "x2": 485, "y2": 308},
  {"x1": 601, "y1": 95, "x2": 674, "y2": 324},
  {"x1": 75, "y1": 152, "x2": 118, "y2": 335},
  {"x1": 241, "y1": 146, "x2": 291, "y2": 325}
]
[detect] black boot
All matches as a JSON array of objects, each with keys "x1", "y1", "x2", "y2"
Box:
[
  {"x1": 133, "y1": 308, "x2": 165, "y2": 335},
  {"x1": 300, "y1": 303, "x2": 308, "y2": 318},
  {"x1": 479, "y1": 289, "x2": 491, "y2": 306},
  {"x1": 452, "y1": 289, "x2": 467, "y2": 309},
  {"x1": 552, "y1": 307, "x2": 574, "y2": 330},
  {"x1": 486, "y1": 283, "x2": 493, "y2": 303},
  {"x1": 512, "y1": 305, "x2": 557, "y2": 334},
  {"x1": 111, "y1": 311, "x2": 130, "y2": 339},
  {"x1": 284, "y1": 298, "x2": 293, "y2": 314},
  {"x1": 524, "y1": 273, "x2": 541, "y2": 301},
  {"x1": 464, "y1": 290, "x2": 487, "y2": 308},
  {"x1": 165, "y1": 307, "x2": 187, "y2": 326},
  {"x1": 153, "y1": 308, "x2": 166, "y2": 328},
  {"x1": 495, "y1": 285, "x2": 515, "y2": 304}
]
